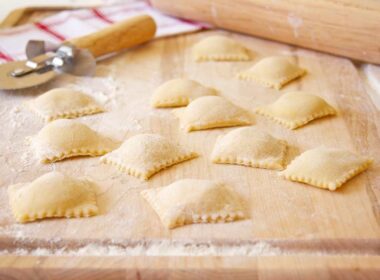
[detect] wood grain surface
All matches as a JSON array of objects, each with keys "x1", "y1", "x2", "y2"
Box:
[
  {"x1": 0, "y1": 24, "x2": 379, "y2": 278},
  {"x1": 1, "y1": 255, "x2": 380, "y2": 279},
  {"x1": 69, "y1": 15, "x2": 157, "y2": 58}
]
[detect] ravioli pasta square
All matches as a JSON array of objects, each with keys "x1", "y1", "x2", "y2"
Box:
[
  {"x1": 279, "y1": 147, "x2": 372, "y2": 191},
  {"x1": 256, "y1": 91, "x2": 336, "y2": 129},
  {"x1": 29, "y1": 88, "x2": 104, "y2": 122},
  {"x1": 141, "y1": 179, "x2": 246, "y2": 229},
  {"x1": 174, "y1": 96, "x2": 252, "y2": 132},
  {"x1": 211, "y1": 127, "x2": 288, "y2": 170},
  {"x1": 101, "y1": 134, "x2": 197, "y2": 180},
  {"x1": 8, "y1": 171, "x2": 98, "y2": 223},
  {"x1": 193, "y1": 35, "x2": 251, "y2": 62},
  {"x1": 238, "y1": 57, "x2": 306, "y2": 89},
  {"x1": 31, "y1": 119, "x2": 119, "y2": 163},
  {"x1": 151, "y1": 78, "x2": 218, "y2": 108}
]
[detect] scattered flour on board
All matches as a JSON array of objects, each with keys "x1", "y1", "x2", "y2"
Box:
[
  {"x1": 51, "y1": 65, "x2": 121, "y2": 107},
  {"x1": 0, "y1": 240, "x2": 282, "y2": 256},
  {"x1": 0, "y1": 62, "x2": 174, "y2": 179}
]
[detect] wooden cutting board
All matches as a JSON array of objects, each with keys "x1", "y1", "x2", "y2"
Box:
[{"x1": 0, "y1": 28, "x2": 379, "y2": 278}]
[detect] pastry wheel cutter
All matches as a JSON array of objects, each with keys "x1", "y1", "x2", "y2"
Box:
[{"x1": 0, "y1": 15, "x2": 156, "y2": 90}]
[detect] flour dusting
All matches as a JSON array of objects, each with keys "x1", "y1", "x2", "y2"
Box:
[
  {"x1": 51, "y1": 65, "x2": 121, "y2": 107},
  {"x1": 362, "y1": 64, "x2": 380, "y2": 110},
  {"x1": 287, "y1": 13, "x2": 303, "y2": 38},
  {"x1": 0, "y1": 240, "x2": 282, "y2": 257}
]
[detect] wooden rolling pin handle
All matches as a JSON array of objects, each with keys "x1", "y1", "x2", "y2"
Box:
[{"x1": 67, "y1": 15, "x2": 156, "y2": 58}]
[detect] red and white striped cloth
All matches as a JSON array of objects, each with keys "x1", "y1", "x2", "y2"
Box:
[{"x1": 0, "y1": 0, "x2": 208, "y2": 63}]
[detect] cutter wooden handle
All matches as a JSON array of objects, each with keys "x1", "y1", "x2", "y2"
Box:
[{"x1": 68, "y1": 15, "x2": 156, "y2": 58}]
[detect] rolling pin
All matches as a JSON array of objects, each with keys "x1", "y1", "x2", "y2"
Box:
[{"x1": 151, "y1": 0, "x2": 380, "y2": 64}]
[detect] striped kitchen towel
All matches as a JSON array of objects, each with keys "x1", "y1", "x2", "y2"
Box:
[{"x1": 0, "y1": 0, "x2": 208, "y2": 63}]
